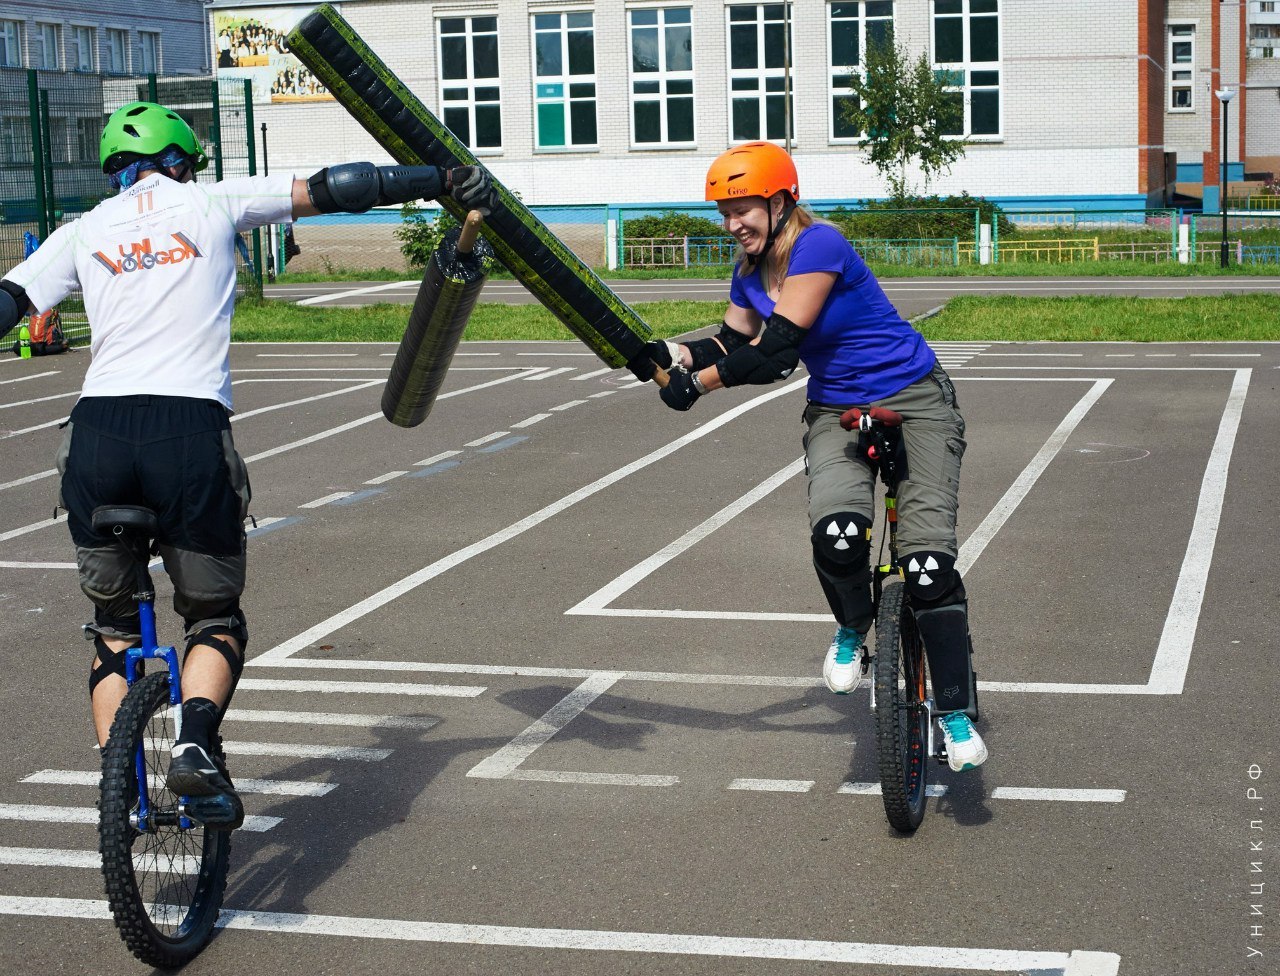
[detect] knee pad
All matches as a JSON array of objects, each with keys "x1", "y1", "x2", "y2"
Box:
[
  {"x1": 913, "y1": 602, "x2": 977, "y2": 717},
  {"x1": 901, "y1": 550, "x2": 966, "y2": 609},
  {"x1": 88, "y1": 636, "x2": 128, "y2": 699},
  {"x1": 811, "y1": 512, "x2": 872, "y2": 573},
  {"x1": 186, "y1": 618, "x2": 246, "y2": 683},
  {"x1": 811, "y1": 513, "x2": 874, "y2": 631}
]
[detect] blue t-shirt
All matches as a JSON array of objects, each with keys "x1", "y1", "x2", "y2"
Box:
[{"x1": 729, "y1": 223, "x2": 936, "y2": 404}]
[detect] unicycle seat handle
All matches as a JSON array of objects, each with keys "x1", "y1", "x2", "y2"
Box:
[{"x1": 91, "y1": 505, "x2": 160, "y2": 540}]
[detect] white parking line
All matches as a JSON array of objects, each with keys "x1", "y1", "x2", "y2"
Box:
[
  {"x1": 551, "y1": 400, "x2": 586, "y2": 410},
  {"x1": 505, "y1": 770, "x2": 679, "y2": 787},
  {"x1": 0, "y1": 896, "x2": 1123, "y2": 974},
  {"x1": 415, "y1": 450, "x2": 462, "y2": 466},
  {"x1": 469, "y1": 672, "x2": 622, "y2": 780},
  {"x1": 522, "y1": 367, "x2": 577, "y2": 380},
  {"x1": 224, "y1": 709, "x2": 439, "y2": 730},
  {"x1": 571, "y1": 367, "x2": 614, "y2": 381},
  {"x1": 237, "y1": 678, "x2": 485, "y2": 697},
  {"x1": 0, "y1": 469, "x2": 55, "y2": 492},
  {"x1": 365, "y1": 471, "x2": 408, "y2": 485},
  {"x1": 838, "y1": 782, "x2": 949, "y2": 797},
  {"x1": 0, "y1": 513, "x2": 66, "y2": 543},
  {"x1": 256, "y1": 353, "x2": 360, "y2": 358},
  {"x1": 0, "y1": 390, "x2": 77, "y2": 410},
  {"x1": 465, "y1": 431, "x2": 511, "y2": 447},
  {"x1": 0, "y1": 371, "x2": 58, "y2": 385},
  {"x1": 991, "y1": 787, "x2": 1126, "y2": 803},
  {"x1": 22, "y1": 769, "x2": 336, "y2": 798},
  {"x1": 300, "y1": 492, "x2": 354, "y2": 508},
  {"x1": 296, "y1": 280, "x2": 418, "y2": 305},
  {"x1": 729, "y1": 779, "x2": 814, "y2": 793},
  {"x1": 232, "y1": 381, "x2": 382, "y2": 422},
  {"x1": 223, "y1": 742, "x2": 392, "y2": 762},
  {"x1": 588, "y1": 390, "x2": 616, "y2": 398},
  {"x1": 0, "y1": 846, "x2": 199, "y2": 874},
  {"x1": 0, "y1": 561, "x2": 76, "y2": 569},
  {"x1": 0, "y1": 804, "x2": 281, "y2": 832},
  {"x1": 511, "y1": 413, "x2": 551, "y2": 428}
]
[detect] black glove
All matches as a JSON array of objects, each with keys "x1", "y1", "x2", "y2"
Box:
[
  {"x1": 447, "y1": 165, "x2": 498, "y2": 216},
  {"x1": 626, "y1": 339, "x2": 678, "y2": 382},
  {"x1": 659, "y1": 369, "x2": 701, "y2": 411}
]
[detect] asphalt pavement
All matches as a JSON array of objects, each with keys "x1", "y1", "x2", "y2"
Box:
[{"x1": 0, "y1": 337, "x2": 1275, "y2": 976}]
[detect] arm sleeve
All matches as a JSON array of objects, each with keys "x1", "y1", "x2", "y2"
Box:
[
  {"x1": 5, "y1": 220, "x2": 80, "y2": 313},
  {"x1": 786, "y1": 224, "x2": 851, "y2": 277},
  {"x1": 205, "y1": 173, "x2": 297, "y2": 231},
  {"x1": 728, "y1": 269, "x2": 751, "y2": 309}
]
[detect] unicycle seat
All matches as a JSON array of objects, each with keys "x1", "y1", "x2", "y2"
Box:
[{"x1": 91, "y1": 505, "x2": 160, "y2": 539}]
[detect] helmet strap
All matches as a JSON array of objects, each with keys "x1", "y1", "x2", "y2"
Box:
[{"x1": 746, "y1": 198, "x2": 795, "y2": 270}]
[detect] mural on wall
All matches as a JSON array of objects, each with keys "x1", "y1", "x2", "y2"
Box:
[{"x1": 213, "y1": 5, "x2": 336, "y2": 103}]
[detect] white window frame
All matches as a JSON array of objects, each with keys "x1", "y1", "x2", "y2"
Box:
[
  {"x1": 35, "y1": 23, "x2": 60, "y2": 70},
  {"x1": 1, "y1": 115, "x2": 32, "y2": 164},
  {"x1": 0, "y1": 20, "x2": 22, "y2": 68},
  {"x1": 1168, "y1": 24, "x2": 1195, "y2": 111},
  {"x1": 139, "y1": 31, "x2": 160, "y2": 75},
  {"x1": 726, "y1": 3, "x2": 795, "y2": 145},
  {"x1": 931, "y1": 0, "x2": 1002, "y2": 140},
  {"x1": 827, "y1": 1, "x2": 895, "y2": 144},
  {"x1": 627, "y1": 6, "x2": 696, "y2": 149},
  {"x1": 71, "y1": 25, "x2": 95, "y2": 73},
  {"x1": 436, "y1": 14, "x2": 503, "y2": 153},
  {"x1": 106, "y1": 27, "x2": 129, "y2": 75},
  {"x1": 531, "y1": 10, "x2": 598, "y2": 152}
]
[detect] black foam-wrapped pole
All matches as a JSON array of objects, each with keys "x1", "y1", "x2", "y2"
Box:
[{"x1": 382, "y1": 213, "x2": 492, "y2": 428}]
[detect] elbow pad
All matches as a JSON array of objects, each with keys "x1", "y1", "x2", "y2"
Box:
[
  {"x1": 307, "y1": 163, "x2": 447, "y2": 214},
  {"x1": 685, "y1": 321, "x2": 752, "y2": 371},
  {"x1": 715, "y1": 312, "x2": 805, "y2": 387},
  {"x1": 0, "y1": 279, "x2": 27, "y2": 341}
]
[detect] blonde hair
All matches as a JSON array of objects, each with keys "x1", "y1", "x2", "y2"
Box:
[{"x1": 736, "y1": 199, "x2": 837, "y2": 284}]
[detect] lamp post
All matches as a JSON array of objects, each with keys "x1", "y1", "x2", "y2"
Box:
[{"x1": 1215, "y1": 87, "x2": 1235, "y2": 269}]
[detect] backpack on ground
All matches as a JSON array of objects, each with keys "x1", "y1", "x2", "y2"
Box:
[{"x1": 11, "y1": 308, "x2": 70, "y2": 356}]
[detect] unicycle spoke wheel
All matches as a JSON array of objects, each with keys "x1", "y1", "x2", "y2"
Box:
[
  {"x1": 873, "y1": 579, "x2": 931, "y2": 833},
  {"x1": 98, "y1": 671, "x2": 230, "y2": 967}
]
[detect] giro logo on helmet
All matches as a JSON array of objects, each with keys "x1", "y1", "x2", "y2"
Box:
[{"x1": 92, "y1": 233, "x2": 203, "y2": 276}]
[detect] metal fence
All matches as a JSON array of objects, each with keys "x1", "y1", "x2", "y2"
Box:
[{"x1": 2, "y1": 68, "x2": 260, "y2": 346}]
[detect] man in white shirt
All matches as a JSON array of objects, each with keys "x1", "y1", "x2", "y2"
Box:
[{"x1": 0, "y1": 101, "x2": 495, "y2": 827}]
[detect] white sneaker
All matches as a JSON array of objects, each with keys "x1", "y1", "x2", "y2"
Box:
[
  {"x1": 822, "y1": 626, "x2": 865, "y2": 694},
  {"x1": 938, "y1": 712, "x2": 988, "y2": 772}
]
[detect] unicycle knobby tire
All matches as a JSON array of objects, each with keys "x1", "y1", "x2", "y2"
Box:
[
  {"x1": 99, "y1": 671, "x2": 230, "y2": 967},
  {"x1": 873, "y1": 579, "x2": 931, "y2": 833}
]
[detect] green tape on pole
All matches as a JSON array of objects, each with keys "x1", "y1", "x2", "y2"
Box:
[{"x1": 287, "y1": 4, "x2": 651, "y2": 368}]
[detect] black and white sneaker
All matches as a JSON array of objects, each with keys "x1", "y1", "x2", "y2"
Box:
[{"x1": 167, "y1": 743, "x2": 244, "y2": 830}]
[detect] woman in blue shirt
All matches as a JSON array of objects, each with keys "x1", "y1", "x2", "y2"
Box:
[{"x1": 629, "y1": 142, "x2": 986, "y2": 771}]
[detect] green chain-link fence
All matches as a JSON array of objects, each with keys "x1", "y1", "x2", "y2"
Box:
[{"x1": 1, "y1": 68, "x2": 259, "y2": 347}]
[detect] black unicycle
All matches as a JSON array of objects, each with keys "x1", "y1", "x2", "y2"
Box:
[
  {"x1": 848, "y1": 409, "x2": 979, "y2": 833},
  {"x1": 94, "y1": 505, "x2": 231, "y2": 967}
]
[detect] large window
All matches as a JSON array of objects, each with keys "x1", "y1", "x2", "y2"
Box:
[
  {"x1": 35, "y1": 23, "x2": 60, "y2": 70},
  {"x1": 629, "y1": 7, "x2": 694, "y2": 146},
  {"x1": 0, "y1": 21, "x2": 21, "y2": 67},
  {"x1": 829, "y1": 1, "x2": 893, "y2": 141},
  {"x1": 71, "y1": 26, "x2": 95, "y2": 72},
  {"x1": 106, "y1": 28, "x2": 128, "y2": 74},
  {"x1": 728, "y1": 4, "x2": 793, "y2": 142},
  {"x1": 932, "y1": 0, "x2": 1000, "y2": 137},
  {"x1": 140, "y1": 31, "x2": 160, "y2": 74},
  {"x1": 438, "y1": 16, "x2": 502, "y2": 150},
  {"x1": 533, "y1": 12, "x2": 597, "y2": 150},
  {"x1": 1169, "y1": 25, "x2": 1195, "y2": 109}
]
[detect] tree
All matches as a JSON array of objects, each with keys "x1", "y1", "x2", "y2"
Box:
[{"x1": 842, "y1": 36, "x2": 968, "y2": 201}]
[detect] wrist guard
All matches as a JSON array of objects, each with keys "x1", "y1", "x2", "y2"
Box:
[
  {"x1": 307, "y1": 162, "x2": 448, "y2": 214},
  {"x1": 715, "y1": 311, "x2": 806, "y2": 387}
]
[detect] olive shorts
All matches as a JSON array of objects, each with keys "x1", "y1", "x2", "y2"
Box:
[{"x1": 803, "y1": 363, "x2": 966, "y2": 558}]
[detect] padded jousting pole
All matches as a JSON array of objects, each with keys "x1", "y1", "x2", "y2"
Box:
[{"x1": 288, "y1": 5, "x2": 669, "y2": 386}]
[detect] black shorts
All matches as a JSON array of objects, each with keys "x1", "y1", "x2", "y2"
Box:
[{"x1": 58, "y1": 395, "x2": 249, "y2": 553}]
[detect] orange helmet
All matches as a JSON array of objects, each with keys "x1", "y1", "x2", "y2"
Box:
[{"x1": 705, "y1": 142, "x2": 799, "y2": 203}]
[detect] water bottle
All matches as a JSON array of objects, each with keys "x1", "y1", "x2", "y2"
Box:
[{"x1": 18, "y1": 323, "x2": 31, "y2": 359}]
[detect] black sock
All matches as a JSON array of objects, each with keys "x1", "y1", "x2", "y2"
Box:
[{"x1": 177, "y1": 697, "x2": 221, "y2": 751}]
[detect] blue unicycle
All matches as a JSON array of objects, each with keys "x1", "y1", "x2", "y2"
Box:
[{"x1": 93, "y1": 505, "x2": 231, "y2": 967}]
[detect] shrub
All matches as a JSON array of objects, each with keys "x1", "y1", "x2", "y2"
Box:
[
  {"x1": 819, "y1": 193, "x2": 1013, "y2": 241},
  {"x1": 623, "y1": 210, "x2": 726, "y2": 240},
  {"x1": 395, "y1": 203, "x2": 460, "y2": 268}
]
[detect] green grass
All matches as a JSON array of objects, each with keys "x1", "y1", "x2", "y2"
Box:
[
  {"x1": 231, "y1": 294, "x2": 1280, "y2": 344},
  {"x1": 919, "y1": 294, "x2": 1280, "y2": 341}
]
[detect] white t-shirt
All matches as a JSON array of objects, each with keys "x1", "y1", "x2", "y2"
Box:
[{"x1": 8, "y1": 171, "x2": 294, "y2": 410}]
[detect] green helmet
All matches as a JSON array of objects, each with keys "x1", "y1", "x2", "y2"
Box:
[{"x1": 100, "y1": 101, "x2": 209, "y2": 175}]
